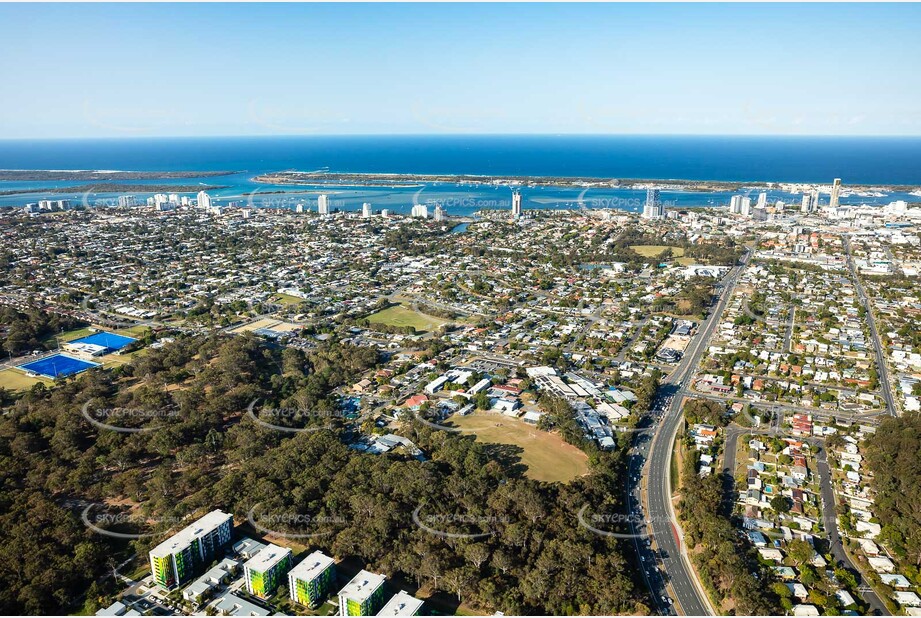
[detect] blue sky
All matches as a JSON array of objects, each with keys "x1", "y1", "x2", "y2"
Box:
[{"x1": 0, "y1": 3, "x2": 919, "y2": 138}]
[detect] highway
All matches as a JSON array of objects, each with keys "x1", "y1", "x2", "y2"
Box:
[
  {"x1": 629, "y1": 248, "x2": 751, "y2": 615},
  {"x1": 843, "y1": 237, "x2": 897, "y2": 417}
]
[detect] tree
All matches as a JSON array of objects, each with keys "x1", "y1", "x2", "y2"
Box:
[
  {"x1": 788, "y1": 539, "x2": 815, "y2": 566},
  {"x1": 865, "y1": 414, "x2": 921, "y2": 565},
  {"x1": 770, "y1": 495, "x2": 792, "y2": 513},
  {"x1": 464, "y1": 543, "x2": 490, "y2": 570},
  {"x1": 0, "y1": 332, "x2": 648, "y2": 616}
]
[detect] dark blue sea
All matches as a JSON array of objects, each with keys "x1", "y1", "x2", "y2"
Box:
[{"x1": 1, "y1": 135, "x2": 919, "y2": 214}]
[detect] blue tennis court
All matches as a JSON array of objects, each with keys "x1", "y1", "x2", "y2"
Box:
[
  {"x1": 70, "y1": 331, "x2": 137, "y2": 352},
  {"x1": 19, "y1": 354, "x2": 100, "y2": 379}
]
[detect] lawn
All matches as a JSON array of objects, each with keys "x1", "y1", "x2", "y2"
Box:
[
  {"x1": 0, "y1": 368, "x2": 53, "y2": 391},
  {"x1": 446, "y1": 412, "x2": 589, "y2": 483},
  {"x1": 232, "y1": 318, "x2": 302, "y2": 334},
  {"x1": 98, "y1": 351, "x2": 141, "y2": 369},
  {"x1": 42, "y1": 326, "x2": 93, "y2": 345},
  {"x1": 272, "y1": 292, "x2": 306, "y2": 306},
  {"x1": 366, "y1": 304, "x2": 448, "y2": 333},
  {"x1": 115, "y1": 324, "x2": 152, "y2": 338},
  {"x1": 630, "y1": 244, "x2": 686, "y2": 258},
  {"x1": 44, "y1": 324, "x2": 150, "y2": 345}
]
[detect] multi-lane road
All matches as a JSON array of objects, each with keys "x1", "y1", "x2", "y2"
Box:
[
  {"x1": 630, "y1": 238, "x2": 896, "y2": 616},
  {"x1": 628, "y1": 249, "x2": 751, "y2": 615},
  {"x1": 843, "y1": 237, "x2": 897, "y2": 417}
]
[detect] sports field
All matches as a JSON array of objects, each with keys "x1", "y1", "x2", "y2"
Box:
[
  {"x1": 70, "y1": 331, "x2": 136, "y2": 352},
  {"x1": 19, "y1": 353, "x2": 100, "y2": 379},
  {"x1": 366, "y1": 304, "x2": 448, "y2": 333},
  {"x1": 232, "y1": 318, "x2": 301, "y2": 334},
  {"x1": 630, "y1": 244, "x2": 686, "y2": 258},
  {"x1": 49, "y1": 325, "x2": 150, "y2": 345},
  {"x1": 447, "y1": 412, "x2": 589, "y2": 483},
  {"x1": 0, "y1": 368, "x2": 53, "y2": 391},
  {"x1": 272, "y1": 292, "x2": 306, "y2": 306}
]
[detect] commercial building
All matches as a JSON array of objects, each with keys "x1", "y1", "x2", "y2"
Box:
[
  {"x1": 182, "y1": 558, "x2": 239, "y2": 606},
  {"x1": 318, "y1": 194, "x2": 330, "y2": 216},
  {"x1": 511, "y1": 191, "x2": 522, "y2": 218},
  {"x1": 288, "y1": 550, "x2": 336, "y2": 608},
  {"x1": 197, "y1": 191, "x2": 213, "y2": 210},
  {"x1": 244, "y1": 543, "x2": 292, "y2": 599},
  {"x1": 211, "y1": 591, "x2": 270, "y2": 616},
  {"x1": 38, "y1": 199, "x2": 73, "y2": 211},
  {"x1": 424, "y1": 375, "x2": 450, "y2": 394},
  {"x1": 729, "y1": 194, "x2": 742, "y2": 214},
  {"x1": 377, "y1": 591, "x2": 423, "y2": 616},
  {"x1": 338, "y1": 569, "x2": 386, "y2": 616},
  {"x1": 830, "y1": 178, "x2": 842, "y2": 209},
  {"x1": 801, "y1": 194, "x2": 812, "y2": 213},
  {"x1": 740, "y1": 196, "x2": 752, "y2": 217},
  {"x1": 757, "y1": 192, "x2": 768, "y2": 209},
  {"x1": 642, "y1": 188, "x2": 664, "y2": 219},
  {"x1": 94, "y1": 601, "x2": 138, "y2": 616},
  {"x1": 149, "y1": 510, "x2": 234, "y2": 590}
]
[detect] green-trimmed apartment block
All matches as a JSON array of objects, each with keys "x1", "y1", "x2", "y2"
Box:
[
  {"x1": 244, "y1": 543, "x2": 292, "y2": 599},
  {"x1": 288, "y1": 550, "x2": 336, "y2": 608},
  {"x1": 148, "y1": 509, "x2": 233, "y2": 590},
  {"x1": 377, "y1": 590, "x2": 424, "y2": 616},
  {"x1": 338, "y1": 569, "x2": 386, "y2": 616}
]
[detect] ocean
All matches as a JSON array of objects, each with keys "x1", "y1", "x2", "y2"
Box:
[{"x1": 1, "y1": 135, "x2": 919, "y2": 215}]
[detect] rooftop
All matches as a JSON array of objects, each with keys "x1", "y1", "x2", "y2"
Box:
[
  {"x1": 149, "y1": 509, "x2": 232, "y2": 558},
  {"x1": 287, "y1": 550, "x2": 335, "y2": 582},
  {"x1": 338, "y1": 569, "x2": 386, "y2": 602},
  {"x1": 377, "y1": 590, "x2": 423, "y2": 616},
  {"x1": 244, "y1": 543, "x2": 291, "y2": 573}
]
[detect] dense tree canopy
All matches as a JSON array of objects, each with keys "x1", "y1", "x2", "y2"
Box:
[
  {"x1": 0, "y1": 332, "x2": 647, "y2": 615},
  {"x1": 678, "y1": 403, "x2": 778, "y2": 614},
  {"x1": 0, "y1": 307, "x2": 87, "y2": 356},
  {"x1": 864, "y1": 414, "x2": 921, "y2": 567}
]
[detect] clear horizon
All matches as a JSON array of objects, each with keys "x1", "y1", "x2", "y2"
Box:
[
  {"x1": 3, "y1": 133, "x2": 921, "y2": 143},
  {"x1": 1, "y1": 3, "x2": 920, "y2": 139}
]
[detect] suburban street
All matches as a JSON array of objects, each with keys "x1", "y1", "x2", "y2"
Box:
[
  {"x1": 721, "y1": 425, "x2": 890, "y2": 616},
  {"x1": 812, "y1": 442, "x2": 890, "y2": 616}
]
